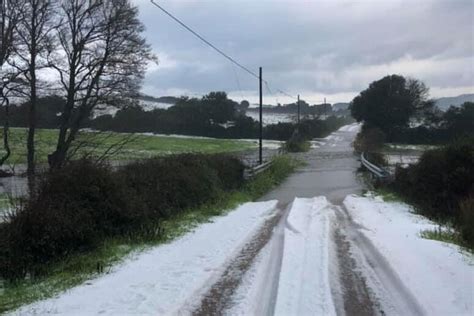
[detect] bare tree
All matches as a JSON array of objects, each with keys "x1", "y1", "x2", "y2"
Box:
[
  {"x1": 0, "y1": 0, "x2": 23, "y2": 168},
  {"x1": 8, "y1": 0, "x2": 55, "y2": 191},
  {"x1": 47, "y1": 0, "x2": 155, "y2": 169},
  {"x1": 65, "y1": 130, "x2": 138, "y2": 165},
  {"x1": 1, "y1": 0, "x2": 20, "y2": 66}
]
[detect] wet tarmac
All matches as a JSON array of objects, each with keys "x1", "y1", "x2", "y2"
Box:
[{"x1": 259, "y1": 129, "x2": 365, "y2": 205}]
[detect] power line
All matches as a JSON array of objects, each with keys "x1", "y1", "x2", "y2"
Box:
[
  {"x1": 149, "y1": 0, "x2": 297, "y2": 101},
  {"x1": 150, "y1": 0, "x2": 259, "y2": 79}
]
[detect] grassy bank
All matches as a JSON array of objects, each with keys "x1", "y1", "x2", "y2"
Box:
[
  {"x1": 0, "y1": 155, "x2": 298, "y2": 313},
  {"x1": 374, "y1": 188, "x2": 473, "y2": 253},
  {"x1": 0, "y1": 128, "x2": 255, "y2": 165}
]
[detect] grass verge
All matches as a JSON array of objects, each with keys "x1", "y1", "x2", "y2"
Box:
[
  {"x1": 420, "y1": 227, "x2": 473, "y2": 255},
  {"x1": 0, "y1": 155, "x2": 298, "y2": 313},
  {"x1": 373, "y1": 188, "x2": 473, "y2": 253}
]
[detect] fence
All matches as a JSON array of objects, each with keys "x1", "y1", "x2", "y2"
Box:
[{"x1": 360, "y1": 152, "x2": 391, "y2": 180}]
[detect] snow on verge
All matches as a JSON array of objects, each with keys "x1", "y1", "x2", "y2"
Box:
[
  {"x1": 13, "y1": 200, "x2": 278, "y2": 316},
  {"x1": 274, "y1": 197, "x2": 337, "y2": 316},
  {"x1": 344, "y1": 195, "x2": 474, "y2": 316}
]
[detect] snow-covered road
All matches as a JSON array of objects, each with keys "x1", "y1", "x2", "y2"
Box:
[
  {"x1": 14, "y1": 195, "x2": 473, "y2": 316},
  {"x1": 11, "y1": 124, "x2": 474, "y2": 315}
]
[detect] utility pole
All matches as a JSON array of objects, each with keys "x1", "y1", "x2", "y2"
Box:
[
  {"x1": 324, "y1": 97, "x2": 327, "y2": 118},
  {"x1": 297, "y1": 94, "x2": 300, "y2": 124},
  {"x1": 259, "y1": 67, "x2": 263, "y2": 165}
]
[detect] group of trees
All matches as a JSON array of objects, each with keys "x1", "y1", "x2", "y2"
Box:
[
  {"x1": 86, "y1": 92, "x2": 352, "y2": 140},
  {"x1": 350, "y1": 75, "x2": 473, "y2": 144},
  {"x1": 0, "y1": 0, "x2": 154, "y2": 190}
]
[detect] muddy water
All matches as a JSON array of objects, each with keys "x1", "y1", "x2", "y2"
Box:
[{"x1": 260, "y1": 128, "x2": 365, "y2": 205}]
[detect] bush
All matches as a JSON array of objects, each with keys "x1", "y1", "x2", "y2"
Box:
[
  {"x1": 353, "y1": 127, "x2": 386, "y2": 153},
  {"x1": 392, "y1": 140, "x2": 474, "y2": 246},
  {"x1": 0, "y1": 154, "x2": 245, "y2": 280},
  {"x1": 119, "y1": 155, "x2": 223, "y2": 218},
  {"x1": 394, "y1": 140, "x2": 473, "y2": 219},
  {"x1": 2, "y1": 160, "x2": 131, "y2": 277},
  {"x1": 460, "y1": 196, "x2": 474, "y2": 248},
  {"x1": 202, "y1": 154, "x2": 245, "y2": 190},
  {"x1": 285, "y1": 129, "x2": 310, "y2": 152}
]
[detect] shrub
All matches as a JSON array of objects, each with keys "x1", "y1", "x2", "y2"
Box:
[
  {"x1": 460, "y1": 196, "x2": 474, "y2": 248},
  {"x1": 202, "y1": 154, "x2": 245, "y2": 190},
  {"x1": 120, "y1": 155, "x2": 221, "y2": 218},
  {"x1": 0, "y1": 154, "x2": 245, "y2": 280},
  {"x1": 392, "y1": 140, "x2": 474, "y2": 247},
  {"x1": 285, "y1": 129, "x2": 310, "y2": 152},
  {"x1": 2, "y1": 160, "x2": 131, "y2": 276},
  {"x1": 353, "y1": 127, "x2": 386, "y2": 153}
]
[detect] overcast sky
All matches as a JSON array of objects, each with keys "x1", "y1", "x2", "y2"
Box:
[{"x1": 132, "y1": 0, "x2": 473, "y2": 104}]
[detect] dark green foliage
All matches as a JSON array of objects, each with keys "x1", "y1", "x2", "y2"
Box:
[
  {"x1": 441, "y1": 102, "x2": 474, "y2": 138},
  {"x1": 0, "y1": 154, "x2": 245, "y2": 281},
  {"x1": 285, "y1": 129, "x2": 310, "y2": 152},
  {"x1": 353, "y1": 127, "x2": 386, "y2": 153},
  {"x1": 392, "y1": 140, "x2": 474, "y2": 246},
  {"x1": 388, "y1": 102, "x2": 474, "y2": 144},
  {"x1": 350, "y1": 75, "x2": 433, "y2": 140},
  {"x1": 5, "y1": 91, "x2": 353, "y2": 141},
  {"x1": 0, "y1": 95, "x2": 65, "y2": 128},
  {"x1": 460, "y1": 197, "x2": 474, "y2": 247},
  {"x1": 203, "y1": 154, "x2": 245, "y2": 190},
  {"x1": 1, "y1": 160, "x2": 130, "y2": 279},
  {"x1": 119, "y1": 154, "x2": 242, "y2": 218}
]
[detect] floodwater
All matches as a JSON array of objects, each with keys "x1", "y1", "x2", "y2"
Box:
[
  {"x1": 260, "y1": 127, "x2": 365, "y2": 204},
  {"x1": 257, "y1": 124, "x2": 384, "y2": 315}
]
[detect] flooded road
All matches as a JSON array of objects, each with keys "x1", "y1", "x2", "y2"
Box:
[
  {"x1": 260, "y1": 126, "x2": 365, "y2": 204},
  {"x1": 193, "y1": 124, "x2": 386, "y2": 315},
  {"x1": 259, "y1": 124, "x2": 381, "y2": 315}
]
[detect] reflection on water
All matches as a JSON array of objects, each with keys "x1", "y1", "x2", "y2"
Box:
[{"x1": 259, "y1": 125, "x2": 365, "y2": 205}]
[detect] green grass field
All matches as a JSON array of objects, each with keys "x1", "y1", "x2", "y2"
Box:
[{"x1": 0, "y1": 128, "x2": 255, "y2": 164}]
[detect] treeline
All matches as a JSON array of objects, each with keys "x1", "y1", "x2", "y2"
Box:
[
  {"x1": 350, "y1": 75, "x2": 473, "y2": 145},
  {"x1": 389, "y1": 102, "x2": 474, "y2": 144},
  {"x1": 4, "y1": 92, "x2": 353, "y2": 141}
]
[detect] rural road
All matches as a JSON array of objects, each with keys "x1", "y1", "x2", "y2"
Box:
[
  {"x1": 190, "y1": 123, "x2": 438, "y2": 316},
  {"x1": 14, "y1": 123, "x2": 472, "y2": 315}
]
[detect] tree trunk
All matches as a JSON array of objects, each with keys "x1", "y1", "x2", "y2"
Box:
[
  {"x1": 0, "y1": 87, "x2": 11, "y2": 166},
  {"x1": 27, "y1": 14, "x2": 37, "y2": 193}
]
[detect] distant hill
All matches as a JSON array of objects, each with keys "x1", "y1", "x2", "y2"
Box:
[
  {"x1": 136, "y1": 94, "x2": 180, "y2": 111},
  {"x1": 435, "y1": 94, "x2": 474, "y2": 111},
  {"x1": 138, "y1": 94, "x2": 180, "y2": 104}
]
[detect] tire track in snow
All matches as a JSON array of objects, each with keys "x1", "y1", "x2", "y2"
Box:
[
  {"x1": 192, "y1": 201, "x2": 289, "y2": 315},
  {"x1": 335, "y1": 205, "x2": 426, "y2": 316},
  {"x1": 331, "y1": 205, "x2": 380, "y2": 316},
  {"x1": 272, "y1": 197, "x2": 336, "y2": 316}
]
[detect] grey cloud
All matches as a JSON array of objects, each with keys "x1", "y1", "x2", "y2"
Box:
[{"x1": 134, "y1": 0, "x2": 473, "y2": 102}]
